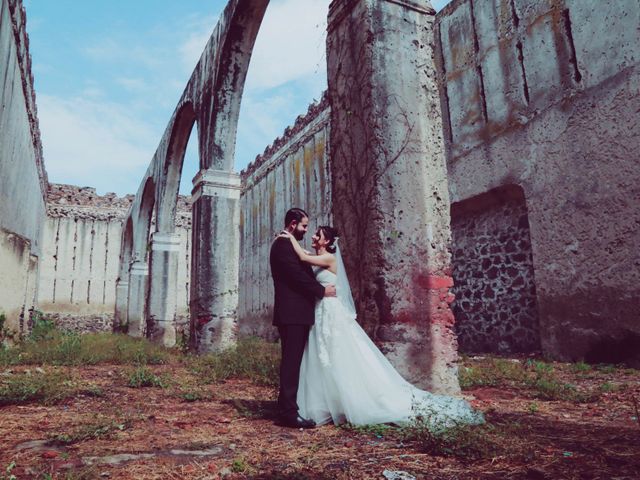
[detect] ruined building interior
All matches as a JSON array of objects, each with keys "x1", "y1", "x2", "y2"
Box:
[{"x1": 1, "y1": 0, "x2": 638, "y2": 394}]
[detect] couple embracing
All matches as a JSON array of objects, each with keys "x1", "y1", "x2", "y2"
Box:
[{"x1": 270, "y1": 207, "x2": 483, "y2": 430}]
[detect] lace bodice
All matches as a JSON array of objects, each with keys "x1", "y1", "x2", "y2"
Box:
[{"x1": 313, "y1": 266, "x2": 337, "y2": 287}]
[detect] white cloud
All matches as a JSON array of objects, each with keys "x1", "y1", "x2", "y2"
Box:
[
  {"x1": 115, "y1": 76, "x2": 148, "y2": 92},
  {"x1": 38, "y1": 94, "x2": 159, "y2": 195},
  {"x1": 36, "y1": 0, "x2": 333, "y2": 196},
  {"x1": 178, "y1": 0, "x2": 330, "y2": 91},
  {"x1": 83, "y1": 37, "x2": 164, "y2": 70},
  {"x1": 179, "y1": 14, "x2": 218, "y2": 73},
  {"x1": 245, "y1": 0, "x2": 330, "y2": 91}
]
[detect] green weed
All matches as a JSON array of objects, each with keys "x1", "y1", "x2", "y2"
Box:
[
  {"x1": 570, "y1": 362, "x2": 591, "y2": 373},
  {"x1": 340, "y1": 423, "x2": 394, "y2": 438},
  {"x1": 180, "y1": 388, "x2": 212, "y2": 402},
  {"x1": 459, "y1": 356, "x2": 600, "y2": 403},
  {"x1": 187, "y1": 337, "x2": 280, "y2": 386},
  {"x1": 0, "y1": 331, "x2": 172, "y2": 367},
  {"x1": 596, "y1": 364, "x2": 617, "y2": 374},
  {"x1": 127, "y1": 366, "x2": 168, "y2": 388},
  {"x1": 400, "y1": 406, "x2": 499, "y2": 460},
  {"x1": 231, "y1": 457, "x2": 252, "y2": 474},
  {"x1": 49, "y1": 416, "x2": 129, "y2": 445},
  {"x1": 1, "y1": 461, "x2": 17, "y2": 480},
  {"x1": 28, "y1": 311, "x2": 57, "y2": 342},
  {"x1": 0, "y1": 370, "x2": 74, "y2": 406}
]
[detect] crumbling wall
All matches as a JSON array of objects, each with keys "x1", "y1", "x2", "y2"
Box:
[
  {"x1": 38, "y1": 184, "x2": 192, "y2": 334},
  {"x1": 437, "y1": 0, "x2": 640, "y2": 362},
  {"x1": 239, "y1": 96, "x2": 332, "y2": 339},
  {"x1": 0, "y1": 0, "x2": 47, "y2": 335}
]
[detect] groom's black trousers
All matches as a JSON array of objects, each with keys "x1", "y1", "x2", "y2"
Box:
[{"x1": 277, "y1": 324, "x2": 310, "y2": 416}]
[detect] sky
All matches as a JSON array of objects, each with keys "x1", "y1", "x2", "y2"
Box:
[{"x1": 24, "y1": 0, "x2": 452, "y2": 196}]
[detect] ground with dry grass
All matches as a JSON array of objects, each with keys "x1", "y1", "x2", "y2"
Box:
[{"x1": 0, "y1": 327, "x2": 638, "y2": 479}]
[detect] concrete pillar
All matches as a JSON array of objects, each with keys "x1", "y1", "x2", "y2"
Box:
[
  {"x1": 127, "y1": 261, "x2": 148, "y2": 338},
  {"x1": 147, "y1": 232, "x2": 181, "y2": 347},
  {"x1": 190, "y1": 169, "x2": 241, "y2": 353},
  {"x1": 114, "y1": 279, "x2": 129, "y2": 332},
  {"x1": 327, "y1": 0, "x2": 460, "y2": 394}
]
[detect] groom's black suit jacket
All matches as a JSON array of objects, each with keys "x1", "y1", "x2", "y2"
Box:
[{"x1": 270, "y1": 237, "x2": 325, "y2": 326}]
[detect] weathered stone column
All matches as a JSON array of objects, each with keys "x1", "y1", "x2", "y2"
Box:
[
  {"x1": 327, "y1": 0, "x2": 460, "y2": 393},
  {"x1": 190, "y1": 169, "x2": 241, "y2": 353},
  {"x1": 114, "y1": 279, "x2": 129, "y2": 332},
  {"x1": 147, "y1": 232, "x2": 181, "y2": 347},
  {"x1": 127, "y1": 261, "x2": 148, "y2": 338}
]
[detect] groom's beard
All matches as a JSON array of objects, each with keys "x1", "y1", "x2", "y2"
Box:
[{"x1": 293, "y1": 229, "x2": 305, "y2": 241}]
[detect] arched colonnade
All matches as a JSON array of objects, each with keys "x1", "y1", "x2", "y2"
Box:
[{"x1": 114, "y1": 0, "x2": 460, "y2": 393}]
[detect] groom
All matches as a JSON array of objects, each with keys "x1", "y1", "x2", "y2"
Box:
[{"x1": 270, "y1": 207, "x2": 336, "y2": 428}]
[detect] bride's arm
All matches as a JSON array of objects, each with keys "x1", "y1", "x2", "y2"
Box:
[{"x1": 280, "y1": 231, "x2": 335, "y2": 269}]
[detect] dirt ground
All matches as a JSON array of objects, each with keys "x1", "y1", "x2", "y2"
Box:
[{"x1": 1, "y1": 358, "x2": 639, "y2": 479}]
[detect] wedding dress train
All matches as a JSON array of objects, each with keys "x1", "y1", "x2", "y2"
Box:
[{"x1": 297, "y1": 266, "x2": 484, "y2": 429}]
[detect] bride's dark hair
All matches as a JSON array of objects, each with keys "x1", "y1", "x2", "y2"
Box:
[{"x1": 319, "y1": 226, "x2": 339, "y2": 254}]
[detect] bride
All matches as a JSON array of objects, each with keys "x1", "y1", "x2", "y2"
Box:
[{"x1": 278, "y1": 226, "x2": 484, "y2": 429}]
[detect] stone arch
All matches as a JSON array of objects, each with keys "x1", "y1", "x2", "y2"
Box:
[
  {"x1": 122, "y1": 176, "x2": 156, "y2": 337},
  {"x1": 156, "y1": 101, "x2": 197, "y2": 234},
  {"x1": 133, "y1": 177, "x2": 156, "y2": 259},
  {"x1": 114, "y1": 217, "x2": 134, "y2": 331},
  {"x1": 125, "y1": 0, "x2": 342, "y2": 351}
]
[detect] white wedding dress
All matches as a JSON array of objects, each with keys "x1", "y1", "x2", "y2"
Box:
[{"x1": 297, "y1": 264, "x2": 484, "y2": 429}]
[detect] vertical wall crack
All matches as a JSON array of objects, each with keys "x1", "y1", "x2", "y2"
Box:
[
  {"x1": 103, "y1": 221, "x2": 110, "y2": 304},
  {"x1": 562, "y1": 8, "x2": 583, "y2": 84},
  {"x1": 468, "y1": 0, "x2": 488, "y2": 123},
  {"x1": 437, "y1": 24, "x2": 454, "y2": 144},
  {"x1": 509, "y1": 0, "x2": 520, "y2": 29},
  {"x1": 52, "y1": 218, "x2": 60, "y2": 303},
  {"x1": 516, "y1": 41, "x2": 530, "y2": 104}
]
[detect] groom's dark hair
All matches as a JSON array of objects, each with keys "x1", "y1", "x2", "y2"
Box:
[{"x1": 284, "y1": 208, "x2": 308, "y2": 227}]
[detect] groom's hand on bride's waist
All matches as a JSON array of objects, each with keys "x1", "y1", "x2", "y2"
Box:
[{"x1": 324, "y1": 285, "x2": 337, "y2": 297}]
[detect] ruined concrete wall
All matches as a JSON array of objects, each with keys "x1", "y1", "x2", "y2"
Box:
[
  {"x1": 437, "y1": 0, "x2": 640, "y2": 361},
  {"x1": 0, "y1": 0, "x2": 47, "y2": 335},
  {"x1": 238, "y1": 97, "x2": 332, "y2": 339},
  {"x1": 38, "y1": 185, "x2": 192, "y2": 334}
]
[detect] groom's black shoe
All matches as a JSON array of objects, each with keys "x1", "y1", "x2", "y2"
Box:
[{"x1": 278, "y1": 413, "x2": 316, "y2": 429}]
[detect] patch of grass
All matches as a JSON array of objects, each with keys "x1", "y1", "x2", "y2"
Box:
[
  {"x1": 1, "y1": 461, "x2": 17, "y2": 480},
  {"x1": 599, "y1": 381, "x2": 627, "y2": 393},
  {"x1": 49, "y1": 416, "x2": 130, "y2": 445},
  {"x1": 596, "y1": 364, "x2": 617, "y2": 374},
  {"x1": 78, "y1": 383, "x2": 105, "y2": 398},
  {"x1": 340, "y1": 423, "x2": 395, "y2": 438},
  {"x1": 180, "y1": 388, "x2": 212, "y2": 402},
  {"x1": 0, "y1": 370, "x2": 75, "y2": 406},
  {"x1": 188, "y1": 337, "x2": 280, "y2": 386},
  {"x1": 400, "y1": 410, "x2": 499, "y2": 460},
  {"x1": 570, "y1": 361, "x2": 592, "y2": 373},
  {"x1": 127, "y1": 366, "x2": 168, "y2": 388},
  {"x1": 0, "y1": 331, "x2": 173, "y2": 367},
  {"x1": 527, "y1": 401, "x2": 539, "y2": 414},
  {"x1": 460, "y1": 356, "x2": 600, "y2": 403},
  {"x1": 530, "y1": 377, "x2": 583, "y2": 401},
  {"x1": 459, "y1": 357, "x2": 528, "y2": 389},
  {"x1": 28, "y1": 311, "x2": 57, "y2": 342},
  {"x1": 231, "y1": 457, "x2": 253, "y2": 474}
]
